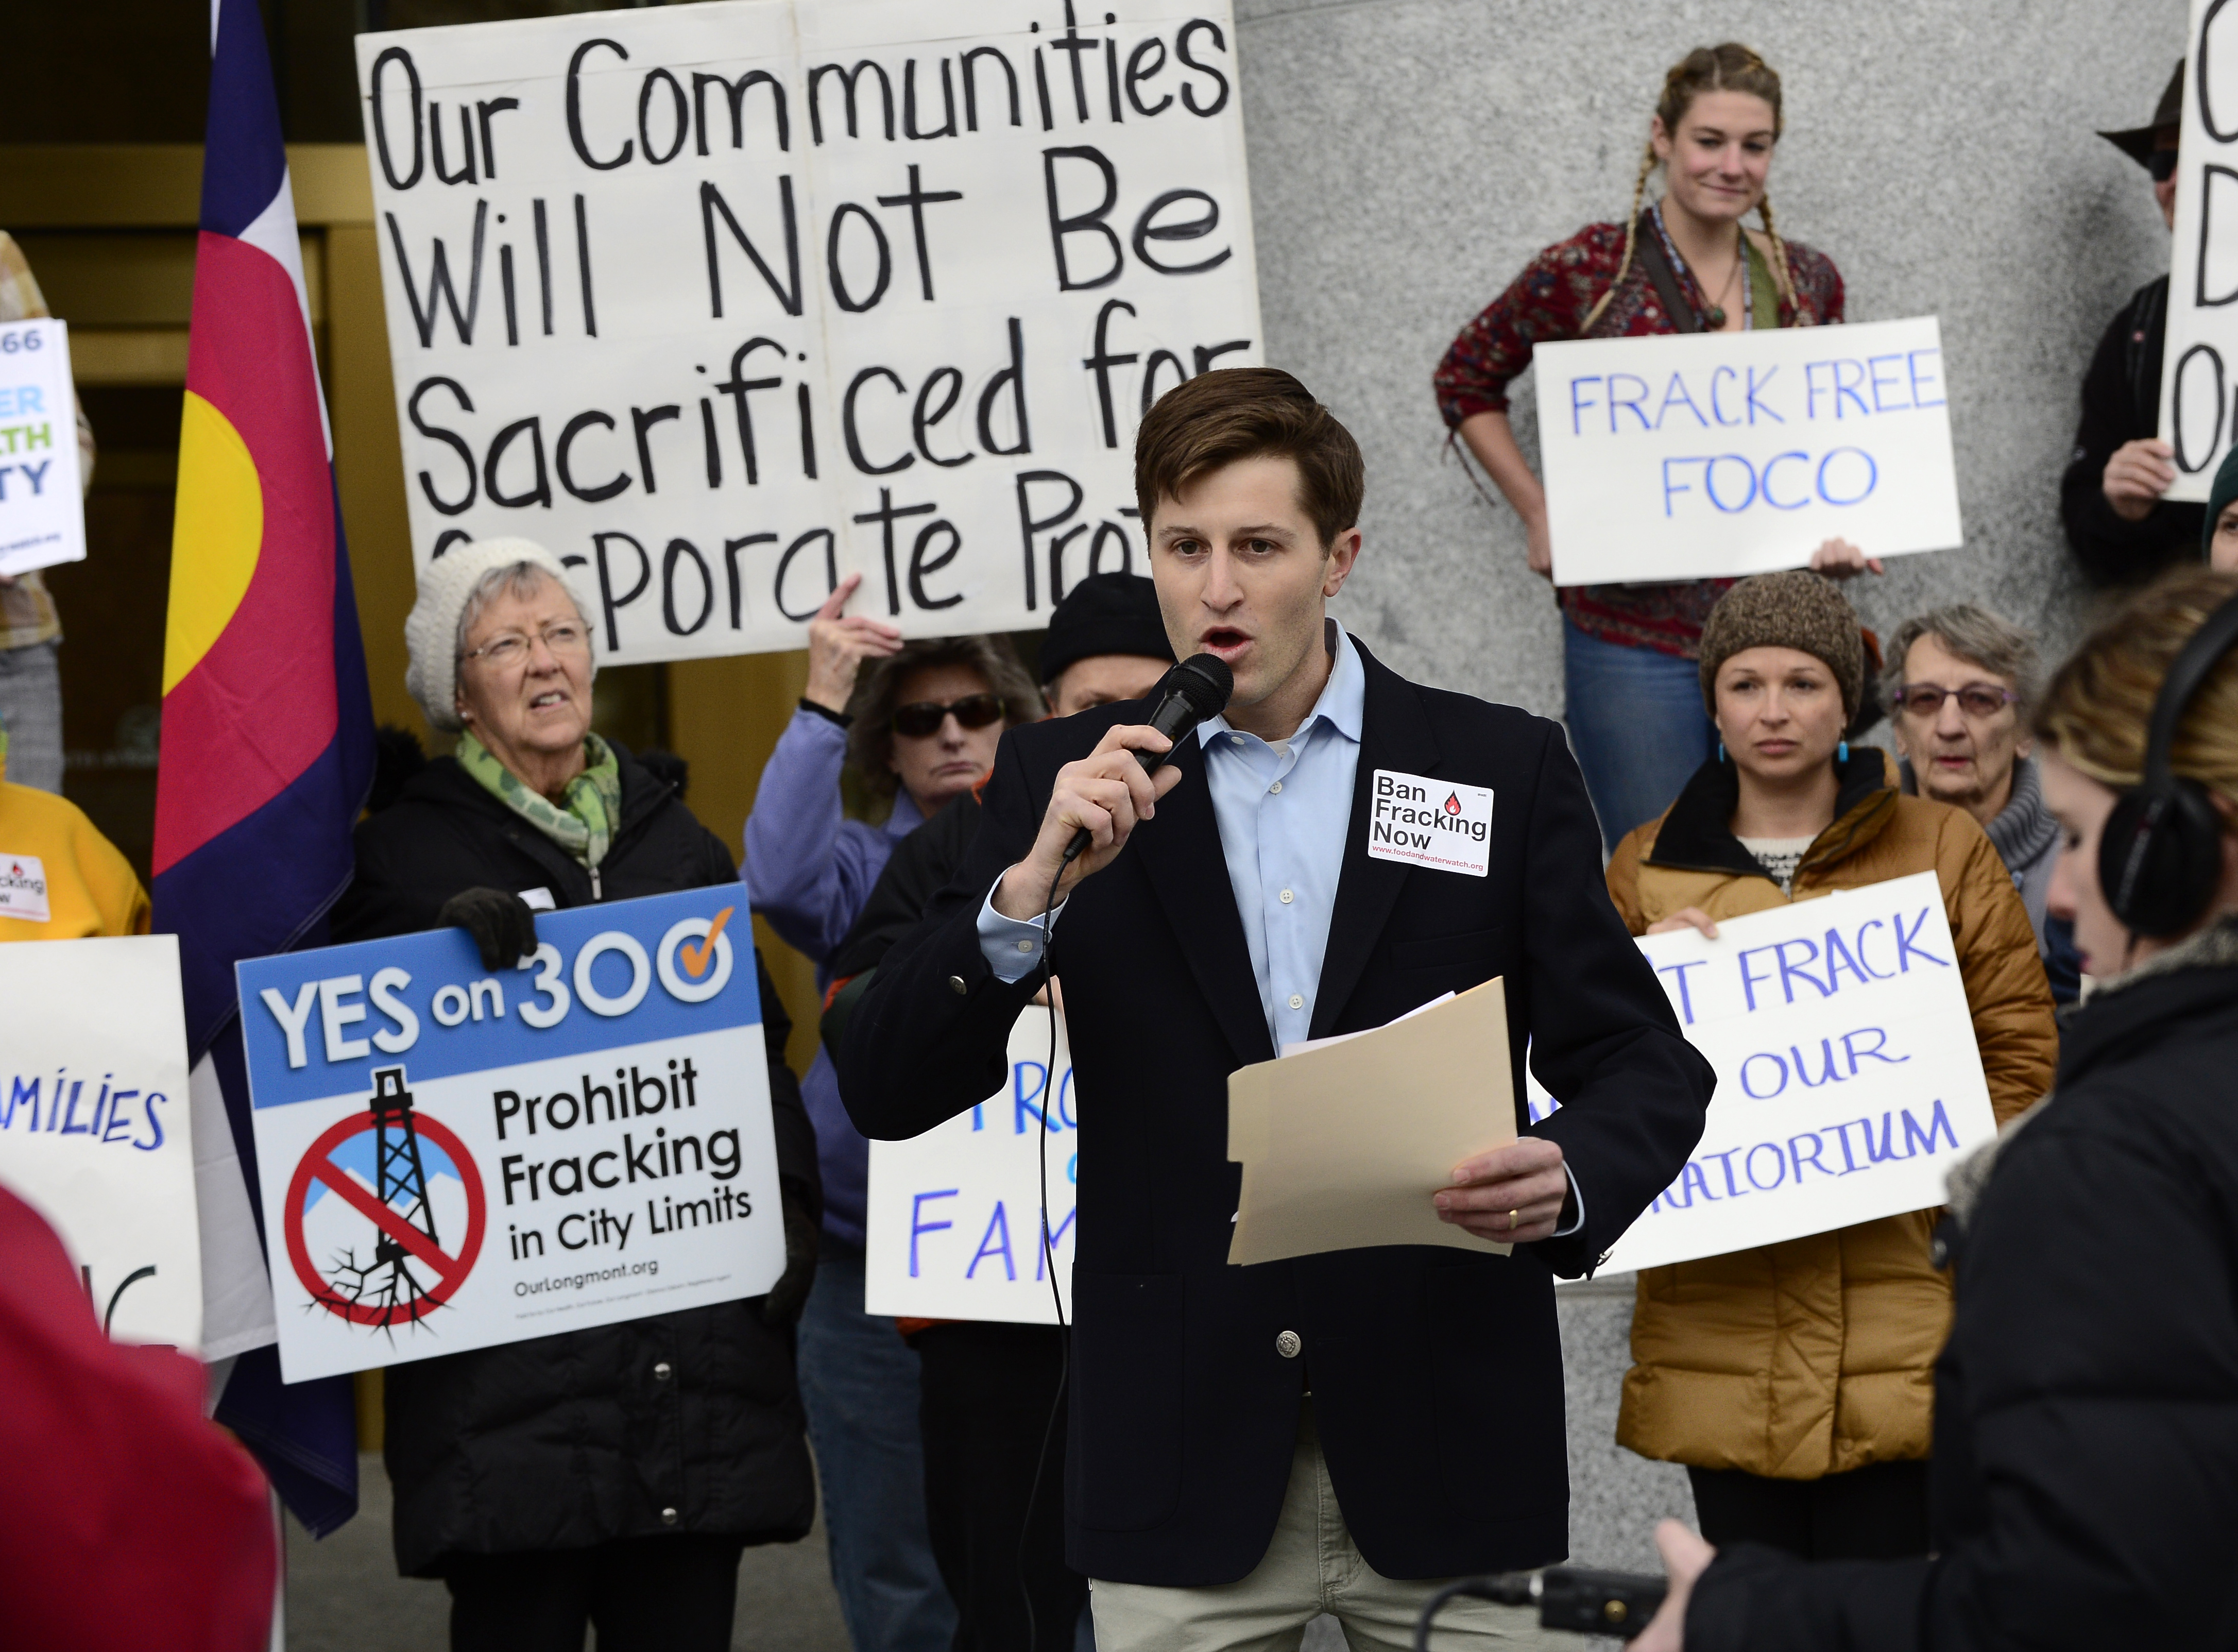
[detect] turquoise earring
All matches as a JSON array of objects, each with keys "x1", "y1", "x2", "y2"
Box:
[
  {"x1": 1717, "y1": 742, "x2": 1727, "y2": 763},
  {"x1": 1838, "y1": 740, "x2": 1850, "y2": 763}
]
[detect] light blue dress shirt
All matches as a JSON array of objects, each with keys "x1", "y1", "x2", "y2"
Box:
[{"x1": 977, "y1": 620, "x2": 1362, "y2": 1057}]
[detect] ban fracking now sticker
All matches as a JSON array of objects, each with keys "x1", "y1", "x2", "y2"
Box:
[{"x1": 1365, "y1": 770, "x2": 1493, "y2": 878}]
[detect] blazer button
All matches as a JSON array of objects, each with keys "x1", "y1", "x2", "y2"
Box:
[
  {"x1": 948, "y1": 975, "x2": 968, "y2": 996},
  {"x1": 1275, "y1": 1330, "x2": 1302, "y2": 1359},
  {"x1": 653, "y1": 1361, "x2": 673, "y2": 1381},
  {"x1": 661, "y1": 1506, "x2": 679, "y2": 1526}
]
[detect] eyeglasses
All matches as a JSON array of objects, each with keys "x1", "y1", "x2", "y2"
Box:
[
  {"x1": 2148, "y1": 149, "x2": 2180, "y2": 183},
  {"x1": 1894, "y1": 682, "x2": 2019, "y2": 720},
  {"x1": 892, "y1": 693, "x2": 1003, "y2": 738},
  {"x1": 463, "y1": 621, "x2": 591, "y2": 668}
]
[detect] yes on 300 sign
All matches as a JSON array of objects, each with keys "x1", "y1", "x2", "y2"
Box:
[{"x1": 238, "y1": 884, "x2": 784, "y2": 1383}]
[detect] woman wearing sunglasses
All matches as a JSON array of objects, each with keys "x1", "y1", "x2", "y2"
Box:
[{"x1": 743, "y1": 573, "x2": 1041, "y2": 1652}]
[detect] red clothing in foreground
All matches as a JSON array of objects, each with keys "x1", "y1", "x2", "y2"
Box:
[
  {"x1": 1434, "y1": 219, "x2": 1846, "y2": 657},
  {"x1": 0, "y1": 1186, "x2": 275, "y2": 1651}
]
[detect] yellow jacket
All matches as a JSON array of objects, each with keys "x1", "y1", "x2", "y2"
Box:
[
  {"x1": 1604, "y1": 751, "x2": 2056, "y2": 1479},
  {"x1": 0, "y1": 778, "x2": 150, "y2": 941}
]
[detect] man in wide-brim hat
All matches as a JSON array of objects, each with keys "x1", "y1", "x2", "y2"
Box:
[{"x1": 2060, "y1": 62, "x2": 2200, "y2": 591}]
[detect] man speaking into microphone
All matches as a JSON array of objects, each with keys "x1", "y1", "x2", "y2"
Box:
[{"x1": 839, "y1": 369, "x2": 1712, "y2": 1649}]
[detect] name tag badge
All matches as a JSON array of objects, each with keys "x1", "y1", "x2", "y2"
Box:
[
  {"x1": 0, "y1": 852, "x2": 53, "y2": 922},
  {"x1": 1366, "y1": 770, "x2": 1493, "y2": 878}
]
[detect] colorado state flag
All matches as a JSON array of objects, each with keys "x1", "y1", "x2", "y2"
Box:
[{"x1": 155, "y1": 0, "x2": 375, "y2": 1535}]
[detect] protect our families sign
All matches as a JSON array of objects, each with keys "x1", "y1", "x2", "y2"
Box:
[
  {"x1": 0, "y1": 319, "x2": 87, "y2": 578},
  {"x1": 864, "y1": 1007, "x2": 1076, "y2": 1323},
  {"x1": 0, "y1": 935, "x2": 200, "y2": 1350},
  {"x1": 1534, "y1": 316, "x2": 1962, "y2": 585},
  {"x1": 356, "y1": 0, "x2": 1261, "y2": 667},
  {"x1": 238, "y1": 884, "x2": 784, "y2": 1383},
  {"x1": 2162, "y1": 4, "x2": 2238, "y2": 500},
  {"x1": 1536, "y1": 873, "x2": 1996, "y2": 1275}
]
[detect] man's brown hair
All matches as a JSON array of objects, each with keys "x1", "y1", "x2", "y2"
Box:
[{"x1": 1134, "y1": 367, "x2": 1364, "y2": 549}]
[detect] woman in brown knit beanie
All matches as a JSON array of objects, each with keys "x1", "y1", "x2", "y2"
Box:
[{"x1": 1602, "y1": 570, "x2": 2058, "y2": 1563}]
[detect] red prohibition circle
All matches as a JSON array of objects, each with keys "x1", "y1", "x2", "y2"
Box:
[{"x1": 284, "y1": 1108, "x2": 488, "y2": 1327}]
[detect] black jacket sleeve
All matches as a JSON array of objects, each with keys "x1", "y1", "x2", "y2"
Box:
[
  {"x1": 754, "y1": 946, "x2": 822, "y2": 1229},
  {"x1": 1688, "y1": 1096, "x2": 2238, "y2": 1650},
  {"x1": 827, "y1": 792, "x2": 983, "y2": 981},
  {"x1": 2060, "y1": 284, "x2": 2202, "y2": 588},
  {"x1": 835, "y1": 729, "x2": 1048, "y2": 1141},
  {"x1": 1512, "y1": 723, "x2": 1715, "y2": 1277}
]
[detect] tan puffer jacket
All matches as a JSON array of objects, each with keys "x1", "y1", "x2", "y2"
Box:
[{"x1": 1604, "y1": 750, "x2": 2058, "y2": 1479}]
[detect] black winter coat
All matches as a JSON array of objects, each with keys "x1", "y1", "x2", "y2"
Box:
[
  {"x1": 1688, "y1": 916, "x2": 2238, "y2": 1650},
  {"x1": 330, "y1": 747, "x2": 821, "y2": 1576},
  {"x1": 2060, "y1": 276, "x2": 2205, "y2": 589}
]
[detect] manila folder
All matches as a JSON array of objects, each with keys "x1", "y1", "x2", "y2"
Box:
[{"x1": 1226, "y1": 977, "x2": 1517, "y2": 1267}]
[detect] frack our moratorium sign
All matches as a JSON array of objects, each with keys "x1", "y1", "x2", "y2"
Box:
[
  {"x1": 1532, "y1": 872, "x2": 1997, "y2": 1275},
  {"x1": 356, "y1": 0, "x2": 1262, "y2": 664},
  {"x1": 237, "y1": 885, "x2": 783, "y2": 1383}
]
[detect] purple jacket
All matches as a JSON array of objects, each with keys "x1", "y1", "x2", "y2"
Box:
[{"x1": 743, "y1": 706, "x2": 922, "y2": 1250}]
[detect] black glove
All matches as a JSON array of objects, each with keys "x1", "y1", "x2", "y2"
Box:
[
  {"x1": 436, "y1": 887, "x2": 540, "y2": 971},
  {"x1": 760, "y1": 1187, "x2": 820, "y2": 1326}
]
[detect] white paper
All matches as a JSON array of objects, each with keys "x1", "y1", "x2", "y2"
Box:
[
  {"x1": 2162, "y1": 11, "x2": 2238, "y2": 500},
  {"x1": 0, "y1": 319, "x2": 87, "y2": 578},
  {"x1": 1539, "y1": 872, "x2": 1997, "y2": 1275},
  {"x1": 0, "y1": 935, "x2": 202, "y2": 1350},
  {"x1": 864, "y1": 1006, "x2": 1076, "y2": 1323},
  {"x1": 355, "y1": 0, "x2": 1262, "y2": 666},
  {"x1": 1535, "y1": 316, "x2": 1962, "y2": 585}
]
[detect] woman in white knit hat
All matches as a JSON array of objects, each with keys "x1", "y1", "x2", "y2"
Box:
[{"x1": 330, "y1": 538, "x2": 824, "y2": 1652}]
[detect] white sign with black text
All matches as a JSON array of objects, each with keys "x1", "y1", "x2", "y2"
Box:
[
  {"x1": 1534, "y1": 317, "x2": 1961, "y2": 585},
  {"x1": 864, "y1": 1006, "x2": 1075, "y2": 1324},
  {"x1": 2162, "y1": 7, "x2": 2238, "y2": 500},
  {"x1": 356, "y1": 0, "x2": 1261, "y2": 665},
  {"x1": 1536, "y1": 873, "x2": 1997, "y2": 1275}
]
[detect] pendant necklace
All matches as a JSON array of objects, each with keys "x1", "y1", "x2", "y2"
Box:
[{"x1": 1651, "y1": 206, "x2": 1752, "y2": 331}]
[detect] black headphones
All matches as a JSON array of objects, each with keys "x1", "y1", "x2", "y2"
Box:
[{"x1": 2099, "y1": 590, "x2": 2238, "y2": 937}]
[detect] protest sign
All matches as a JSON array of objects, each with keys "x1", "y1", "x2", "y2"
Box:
[
  {"x1": 1534, "y1": 317, "x2": 1961, "y2": 585},
  {"x1": 2163, "y1": 9, "x2": 2238, "y2": 500},
  {"x1": 1535, "y1": 873, "x2": 1995, "y2": 1275},
  {"x1": 0, "y1": 319, "x2": 87, "y2": 578},
  {"x1": 864, "y1": 1007, "x2": 1075, "y2": 1323},
  {"x1": 237, "y1": 884, "x2": 784, "y2": 1383},
  {"x1": 356, "y1": 0, "x2": 1261, "y2": 666},
  {"x1": 0, "y1": 935, "x2": 200, "y2": 1349}
]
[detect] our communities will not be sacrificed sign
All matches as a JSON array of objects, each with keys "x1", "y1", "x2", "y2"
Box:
[
  {"x1": 357, "y1": 0, "x2": 1261, "y2": 666},
  {"x1": 864, "y1": 1009, "x2": 1075, "y2": 1323},
  {"x1": 1534, "y1": 316, "x2": 1961, "y2": 586},
  {"x1": 1535, "y1": 873, "x2": 1997, "y2": 1274},
  {"x1": 238, "y1": 885, "x2": 784, "y2": 1383},
  {"x1": 0, "y1": 319, "x2": 87, "y2": 578},
  {"x1": 2160, "y1": 0, "x2": 2238, "y2": 500}
]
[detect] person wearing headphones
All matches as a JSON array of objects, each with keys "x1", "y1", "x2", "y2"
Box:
[{"x1": 1637, "y1": 565, "x2": 2238, "y2": 1650}]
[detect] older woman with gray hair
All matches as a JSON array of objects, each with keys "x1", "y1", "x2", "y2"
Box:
[
  {"x1": 330, "y1": 537, "x2": 822, "y2": 1652},
  {"x1": 1882, "y1": 603, "x2": 2081, "y2": 1002}
]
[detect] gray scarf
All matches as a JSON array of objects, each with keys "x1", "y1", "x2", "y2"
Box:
[{"x1": 1983, "y1": 756, "x2": 2058, "y2": 878}]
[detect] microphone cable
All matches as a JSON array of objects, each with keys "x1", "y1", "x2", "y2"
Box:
[{"x1": 1018, "y1": 856, "x2": 1070, "y2": 1652}]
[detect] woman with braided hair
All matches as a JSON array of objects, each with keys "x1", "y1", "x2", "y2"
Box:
[{"x1": 1436, "y1": 43, "x2": 1878, "y2": 851}]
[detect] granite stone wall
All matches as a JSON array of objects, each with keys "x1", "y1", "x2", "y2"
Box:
[{"x1": 1227, "y1": 0, "x2": 2186, "y2": 1573}]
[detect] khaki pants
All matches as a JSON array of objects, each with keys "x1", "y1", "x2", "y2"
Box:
[{"x1": 1089, "y1": 1404, "x2": 1567, "y2": 1652}]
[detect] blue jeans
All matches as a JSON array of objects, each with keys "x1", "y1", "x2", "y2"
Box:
[
  {"x1": 796, "y1": 1254, "x2": 955, "y2": 1652},
  {"x1": 1562, "y1": 619, "x2": 1718, "y2": 854}
]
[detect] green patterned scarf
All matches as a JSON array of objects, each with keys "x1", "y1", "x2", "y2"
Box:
[{"x1": 457, "y1": 730, "x2": 623, "y2": 869}]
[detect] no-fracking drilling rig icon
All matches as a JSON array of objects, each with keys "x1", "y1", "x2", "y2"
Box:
[{"x1": 322, "y1": 1066, "x2": 448, "y2": 1329}]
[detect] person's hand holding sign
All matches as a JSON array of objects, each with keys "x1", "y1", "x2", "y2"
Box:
[
  {"x1": 991, "y1": 725, "x2": 1184, "y2": 919},
  {"x1": 804, "y1": 574, "x2": 902, "y2": 713},
  {"x1": 1807, "y1": 538, "x2": 1884, "y2": 580},
  {"x1": 2102, "y1": 436, "x2": 2177, "y2": 523}
]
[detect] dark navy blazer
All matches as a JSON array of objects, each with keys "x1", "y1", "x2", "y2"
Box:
[{"x1": 838, "y1": 639, "x2": 1712, "y2": 1586}]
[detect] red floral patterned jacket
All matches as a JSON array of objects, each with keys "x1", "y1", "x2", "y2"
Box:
[{"x1": 1436, "y1": 220, "x2": 1846, "y2": 657}]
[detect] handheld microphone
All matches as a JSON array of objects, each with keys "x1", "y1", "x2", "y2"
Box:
[{"x1": 1060, "y1": 652, "x2": 1234, "y2": 866}]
